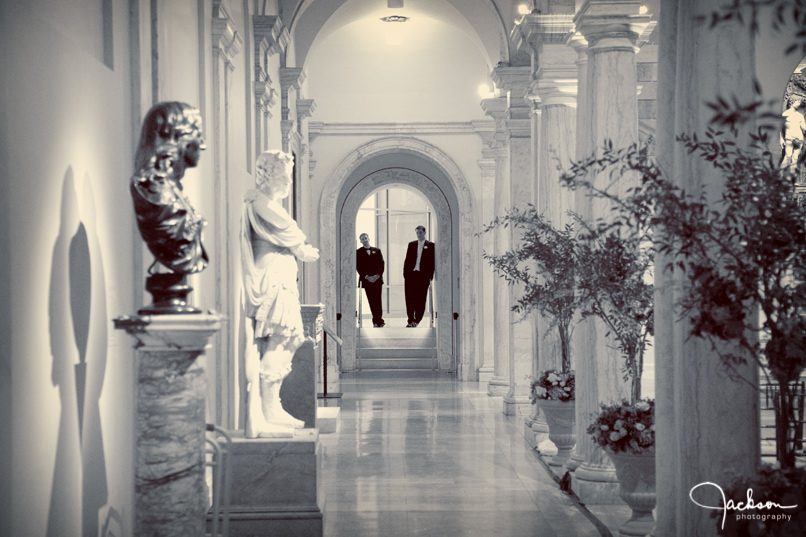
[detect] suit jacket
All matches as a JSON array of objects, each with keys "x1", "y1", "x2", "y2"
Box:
[
  {"x1": 356, "y1": 246, "x2": 385, "y2": 286},
  {"x1": 403, "y1": 240, "x2": 435, "y2": 281}
]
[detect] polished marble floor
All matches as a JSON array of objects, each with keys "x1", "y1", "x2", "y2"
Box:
[{"x1": 319, "y1": 371, "x2": 606, "y2": 537}]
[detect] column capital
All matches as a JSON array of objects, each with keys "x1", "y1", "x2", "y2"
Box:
[
  {"x1": 512, "y1": 13, "x2": 575, "y2": 54},
  {"x1": 480, "y1": 96, "x2": 508, "y2": 121},
  {"x1": 253, "y1": 15, "x2": 289, "y2": 57},
  {"x1": 280, "y1": 67, "x2": 306, "y2": 91},
  {"x1": 492, "y1": 65, "x2": 532, "y2": 121},
  {"x1": 477, "y1": 156, "x2": 497, "y2": 178},
  {"x1": 212, "y1": 1, "x2": 243, "y2": 65},
  {"x1": 491, "y1": 65, "x2": 531, "y2": 93},
  {"x1": 530, "y1": 43, "x2": 579, "y2": 108},
  {"x1": 573, "y1": 1, "x2": 651, "y2": 52},
  {"x1": 472, "y1": 119, "x2": 496, "y2": 149},
  {"x1": 480, "y1": 97, "x2": 509, "y2": 147},
  {"x1": 254, "y1": 80, "x2": 277, "y2": 112},
  {"x1": 297, "y1": 99, "x2": 316, "y2": 121}
]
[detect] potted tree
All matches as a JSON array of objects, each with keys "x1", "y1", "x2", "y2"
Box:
[
  {"x1": 570, "y1": 213, "x2": 656, "y2": 537},
  {"x1": 482, "y1": 206, "x2": 582, "y2": 466},
  {"x1": 562, "y1": 128, "x2": 806, "y2": 535}
]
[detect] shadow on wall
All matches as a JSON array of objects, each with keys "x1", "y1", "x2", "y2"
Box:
[{"x1": 47, "y1": 168, "x2": 110, "y2": 537}]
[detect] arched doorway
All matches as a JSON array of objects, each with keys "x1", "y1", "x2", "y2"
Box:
[
  {"x1": 340, "y1": 168, "x2": 453, "y2": 371},
  {"x1": 319, "y1": 137, "x2": 479, "y2": 380},
  {"x1": 355, "y1": 187, "x2": 436, "y2": 326}
]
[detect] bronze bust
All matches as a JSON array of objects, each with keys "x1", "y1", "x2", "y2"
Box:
[{"x1": 130, "y1": 102, "x2": 208, "y2": 313}]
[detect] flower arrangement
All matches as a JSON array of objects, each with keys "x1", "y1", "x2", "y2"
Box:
[
  {"x1": 587, "y1": 399, "x2": 655, "y2": 454},
  {"x1": 529, "y1": 369, "x2": 575, "y2": 403}
]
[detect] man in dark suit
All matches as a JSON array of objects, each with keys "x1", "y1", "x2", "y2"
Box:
[
  {"x1": 356, "y1": 233, "x2": 385, "y2": 327},
  {"x1": 403, "y1": 225, "x2": 435, "y2": 327}
]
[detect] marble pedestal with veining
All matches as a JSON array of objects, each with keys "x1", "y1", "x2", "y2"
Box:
[
  {"x1": 114, "y1": 313, "x2": 222, "y2": 537},
  {"x1": 225, "y1": 429, "x2": 324, "y2": 537}
]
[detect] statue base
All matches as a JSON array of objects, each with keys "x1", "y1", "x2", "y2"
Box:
[
  {"x1": 215, "y1": 429, "x2": 323, "y2": 537},
  {"x1": 140, "y1": 272, "x2": 201, "y2": 315}
]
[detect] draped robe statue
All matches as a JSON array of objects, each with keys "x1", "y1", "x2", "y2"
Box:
[{"x1": 241, "y1": 150, "x2": 319, "y2": 438}]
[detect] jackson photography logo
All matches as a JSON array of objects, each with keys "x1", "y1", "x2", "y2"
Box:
[{"x1": 689, "y1": 482, "x2": 799, "y2": 530}]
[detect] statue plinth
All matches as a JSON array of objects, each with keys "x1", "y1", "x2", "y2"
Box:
[
  {"x1": 221, "y1": 429, "x2": 324, "y2": 537},
  {"x1": 114, "y1": 313, "x2": 222, "y2": 537}
]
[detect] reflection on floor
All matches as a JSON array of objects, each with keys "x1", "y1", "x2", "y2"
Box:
[{"x1": 319, "y1": 370, "x2": 613, "y2": 537}]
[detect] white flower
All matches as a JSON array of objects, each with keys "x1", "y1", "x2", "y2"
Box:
[
  {"x1": 535, "y1": 387, "x2": 547, "y2": 398},
  {"x1": 547, "y1": 373, "x2": 560, "y2": 383},
  {"x1": 609, "y1": 432, "x2": 620, "y2": 441},
  {"x1": 635, "y1": 401, "x2": 650, "y2": 411},
  {"x1": 635, "y1": 423, "x2": 645, "y2": 431},
  {"x1": 600, "y1": 424, "x2": 609, "y2": 431},
  {"x1": 614, "y1": 419, "x2": 625, "y2": 430}
]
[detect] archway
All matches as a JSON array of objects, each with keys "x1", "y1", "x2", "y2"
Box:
[
  {"x1": 355, "y1": 186, "x2": 436, "y2": 325},
  {"x1": 319, "y1": 137, "x2": 479, "y2": 379},
  {"x1": 341, "y1": 168, "x2": 453, "y2": 370}
]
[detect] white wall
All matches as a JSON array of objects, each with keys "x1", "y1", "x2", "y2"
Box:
[{"x1": 0, "y1": 1, "x2": 137, "y2": 535}]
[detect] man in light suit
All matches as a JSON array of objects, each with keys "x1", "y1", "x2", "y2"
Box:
[
  {"x1": 356, "y1": 233, "x2": 385, "y2": 327},
  {"x1": 402, "y1": 225, "x2": 434, "y2": 327}
]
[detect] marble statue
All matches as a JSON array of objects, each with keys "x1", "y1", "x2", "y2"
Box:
[
  {"x1": 241, "y1": 150, "x2": 319, "y2": 438},
  {"x1": 780, "y1": 97, "x2": 806, "y2": 172},
  {"x1": 130, "y1": 101, "x2": 208, "y2": 313}
]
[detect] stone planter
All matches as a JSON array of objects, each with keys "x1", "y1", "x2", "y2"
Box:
[
  {"x1": 536, "y1": 398, "x2": 576, "y2": 467},
  {"x1": 605, "y1": 448, "x2": 656, "y2": 537}
]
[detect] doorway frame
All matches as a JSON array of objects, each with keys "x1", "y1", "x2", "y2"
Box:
[
  {"x1": 318, "y1": 137, "x2": 479, "y2": 379},
  {"x1": 341, "y1": 169, "x2": 453, "y2": 370}
]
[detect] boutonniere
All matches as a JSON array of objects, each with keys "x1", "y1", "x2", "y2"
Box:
[{"x1": 424, "y1": 245, "x2": 429, "y2": 249}]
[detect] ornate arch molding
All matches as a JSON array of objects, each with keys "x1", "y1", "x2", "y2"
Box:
[{"x1": 319, "y1": 137, "x2": 479, "y2": 377}]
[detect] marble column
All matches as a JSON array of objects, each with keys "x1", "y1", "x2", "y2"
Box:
[
  {"x1": 571, "y1": 0, "x2": 650, "y2": 504},
  {"x1": 565, "y1": 29, "x2": 589, "y2": 474},
  {"x1": 475, "y1": 134, "x2": 497, "y2": 384},
  {"x1": 481, "y1": 96, "x2": 511, "y2": 397},
  {"x1": 655, "y1": 1, "x2": 759, "y2": 535},
  {"x1": 514, "y1": 12, "x2": 579, "y2": 445},
  {"x1": 114, "y1": 313, "x2": 222, "y2": 537},
  {"x1": 494, "y1": 65, "x2": 536, "y2": 417}
]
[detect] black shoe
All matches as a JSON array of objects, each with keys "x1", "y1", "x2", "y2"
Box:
[{"x1": 407, "y1": 322, "x2": 416, "y2": 327}]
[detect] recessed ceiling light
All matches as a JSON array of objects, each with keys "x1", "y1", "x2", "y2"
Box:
[{"x1": 381, "y1": 15, "x2": 410, "y2": 23}]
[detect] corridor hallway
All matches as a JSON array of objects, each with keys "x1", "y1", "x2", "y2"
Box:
[{"x1": 319, "y1": 371, "x2": 605, "y2": 537}]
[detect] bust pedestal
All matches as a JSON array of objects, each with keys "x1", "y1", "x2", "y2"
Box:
[{"x1": 114, "y1": 313, "x2": 222, "y2": 537}]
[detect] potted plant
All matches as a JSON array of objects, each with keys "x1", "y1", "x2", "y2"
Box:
[
  {"x1": 482, "y1": 206, "x2": 583, "y2": 466},
  {"x1": 528, "y1": 369, "x2": 576, "y2": 466},
  {"x1": 588, "y1": 399, "x2": 657, "y2": 536},
  {"x1": 562, "y1": 124, "x2": 806, "y2": 534},
  {"x1": 571, "y1": 213, "x2": 656, "y2": 536}
]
